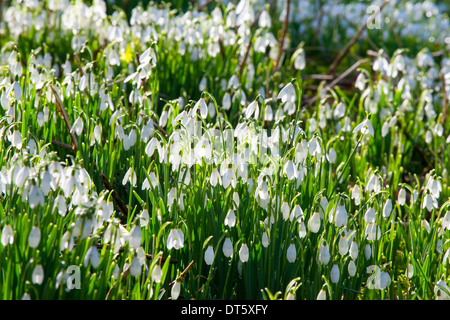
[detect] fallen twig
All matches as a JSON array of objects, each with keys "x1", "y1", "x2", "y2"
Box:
[
  {"x1": 274, "y1": 0, "x2": 290, "y2": 70},
  {"x1": 99, "y1": 173, "x2": 129, "y2": 219},
  {"x1": 328, "y1": 0, "x2": 390, "y2": 74},
  {"x1": 50, "y1": 84, "x2": 79, "y2": 152}
]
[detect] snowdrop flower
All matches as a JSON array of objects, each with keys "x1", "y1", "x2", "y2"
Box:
[
  {"x1": 350, "y1": 242, "x2": 359, "y2": 260},
  {"x1": 283, "y1": 160, "x2": 297, "y2": 180},
  {"x1": 319, "y1": 242, "x2": 330, "y2": 265},
  {"x1": 353, "y1": 119, "x2": 374, "y2": 137},
  {"x1": 204, "y1": 245, "x2": 215, "y2": 265},
  {"x1": 129, "y1": 225, "x2": 142, "y2": 249},
  {"x1": 293, "y1": 48, "x2": 306, "y2": 70},
  {"x1": 365, "y1": 223, "x2": 381, "y2": 241},
  {"x1": 139, "y1": 209, "x2": 149, "y2": 228},
  {"x1": 224, "y1": 209, "x2": 236, "y2": 228},
  {"x1": 286, "y1": 243, "x2": 296, "y2": 263},
  {"x1": 367, "y1": 265, "x2": 391, "y2": 290},
  {"x1": 223, "y1": 237, "x2": 233, "y2": 258},
  {"x1": 291, "y1": 205, "x2": 304, "y2": 222},
  {"x1": 123, "y1": 129, "x2": 137, "y2": 151},
  {"x1": 171, "y1": 281, "x2": 181, "y2": 300},
  {"x1": 309, "y1": 212, "x2": 321, "y2": 233},
  {"x1": 366, "y1": 173, "x2": 381, "y2": 193},
  {"x1": 332, "y1": 204, "x2": 348, "y2": 227},
  {"x1": 338, "y1": 234, "x2": 348, "y2": 256},
  {"x1": 244, "y1": 100, "x2": 259, "y2": 119},
  {"x1": 130, "y1": 255, "x2": 142, "y2": 277},
  {"x1": 28, "y1": 184, "x2": 45, "y2": 209},
  {"x1": 398, "y1": 188, "x2": 406, "y2": 206},
  {"x1": 9, "y1": 130, "x2": 22, "y2": 149},
  {"x1": 281, "y1": 202, "x2": 290, "y2": 220},
  {"x1": 435, "y1": 280, "x2": 450, "y2": 300},
  {"x1": 348, "y1": 260, "x2": 357, "y2": 277},
  {"x1": 84, "y1": 246, "x2": 100, "y2": 268},
  {"x1": 355, "y1": 72, "x2": 366, "y2": 91},
  {"x1": 326, "y1": 148, "x2": 337, "y2": 163},
  {"x1": 316, "y1": 289, "x2": 327, "y2": 300},
  {"x1": 239, "y1": 243, "x2": 249, "y2": 263},
  {"x1": 122, "y1": 167, "x2": 137, "y2": 187},
  {"x1": 167, "y1": 228, "x2": 184, "y2": 250},
  {"x1": 298, "y1": 222, "x2": 307, "y2": 238},
  {"x1": 351, "y1": 185, "x2": 361, "y2": 206},
  {"x1": 71, "y1": 116, "x2": 84, "y2": 136},
  {"x1": 382, "y1": 199, "x2": 393, "y2": 219},
  {"x1": 28, "y1": 226, "x2": 41, "y2": 248},
  {"x1": 330, "y1": 264, "x2": 340, "y2": 283},
  {"x1": 442, "y1": 211, "x2": 450, "y2": 230},
  {"x1": 422, "y1": 193, "x2": 438, "y2": 211},
  {"x1": 1, "y1": 225, "x2": 14, "y2": 246},
  {"x1": 364, "y1": 207, "x2": 376, "y2": 223},
  {"x1": 32, "y1": 265, "x2": 44, "y2": 285},
  {"x1": 223, "y1": 92, "x2": 231, "y2": 110},
  {"x1": 152, "y1": 265, "x2": 162, "y2": 283},
  {"x1": 210, "y1": 168, "x2": 221, "y2": 187},
  {"x1": 262, "y1": 232, "x2": 269, "y2": 247},
  {"x1": 277, "y1": 82, "x2": 296, "y2": 104}
]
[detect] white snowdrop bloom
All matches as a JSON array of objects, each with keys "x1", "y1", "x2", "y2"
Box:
[
  {"x1": 281, "y1": 202, "x2": 290, "y2": 220},
  {"x1": 232, "y1": 192, "x2": 240, "y2": 209},
  {"x1": 255, "y1": 180, "x2": 269, "y2": 201},
  {"x1": 381, "y1": 121, "x2": 390, "y2": 138},
  {"x1": 422, "y1": 194, "x2": 438, "y2": 211},
  {"x1": 338, "y1": 234, "x2": 348, "y2": 256},
  {"x1": 364, "y1": 207, "x2": 376, "y2": 224},
  {"x1": 366, "y1": 173, "x2": 381, "y2": 193},
  {"x1": 309, "y1": 212, "x2": 321, "y2": 233},
  {"x1": 139, "y1": 209, "x2": 149, "y2": 228},
  {"x1": 32, "y1": 265, "x2": 44, "y2": 285},
  {"x1": 334, "y1": 205, "x2": 348, "y2": 227},
  {"x1": 152, "y1": 265, "x2": 162, "y2": 283},
  {"x1": 223, "y1": 168, "x2": 237, "y2": 189},
  {"x1": 224, "y1": 209, "x2": 236, "y2": 228},
  {"x1": 333, "y1": 102, "x2": 346, "y2": 119},
  {"x1": 351, "y1": 185, "x2": 361, "y2": 206},
  {"x1": 319, "y1": 242, "x2": 330, "y2": 265},
  {"x1": 10, "y1": 130, "x2": 22, "y2": 149},
  {"x1": 123, "y1": 129, "x2": 137, "y2": 151},
  {"x1": 167, "y1": 228, "x2": 184, "y2": 250},
  {"x1": 262, "y1": 232, "x2": 269, "y2": 247},
  {"x1": 223, "y1": 92, "x2": 231, "y2": 110},
  {"x1": 129, "y1": 226, "x2": 142, "y2": 249},
  {"x1": 22, "y1": 293, "x2": 31, "y2": 300},
  {"x1": 84, "y1": 246, "x2": 100, "y2": 268},
  {"x1": 291, "y1": 205, "x2": 303, "y2": 222},
  {"x1": 330, "y1": 264, "x2": 340, "y2": 283},
  {"x1": 145, "y1": 138, "x2": 160, "y2": 158},
  {"x1": 28, "y1": 226, "x2": 41, "y2": 248},
  {"x1": 442, "y1": 211, "x2": 450, "y2": 230},
  {"x1": 28, "y1": 184, "x2": 45, "y2": 209},
  {"x1": 239, "y1": 243, "x2": 249, "y2": 263},
  {"x1": 264, "y1": 105, "x2": 273, "y2": 121},
  {"x1": 283, "y1": 160, "x2": 297, "y2": 180},
  {"x1": 365, "y1": 223, "x2": 381, "y2": 241},
  {"x1": 348, "y1": 260, "x2": 357, "y2": 277},
  {"x1": 244, "y1": 100, "x2": 259, "y2": 119},
  {"x1": 435, "y1": 280, "x2": 450, "y2": 300},
  {"x1": 383, "y1": 199, "x2": 393, "y2": 219},
  {"x1": 40, "y1": 171, "x2": 52, "y2": 195},
  {"x1": 364, "y1": 244, "x2": 372, "y2": 259},
  {"x1": 355, "y1": 72, "x2": 366, "y2": 91},
  {"x1": 210, "y1": 168, "x2": 221, "y2": 187},
  {"x1": 326, "y1": 148, "x2": 337, "y2": 163},
  {"x1": 277, "y1": 83, "x2": 296, "y2": 104},
  {"x1": 350, "y1": 242, "x2": 359, "y2": 260},
  {"x1": 122, "y1": 167, "x2": 137, "y2": 187},
  {"x1": 204, "y1": 245, "x2": 215, "y2": 266},
  {"x1": 55, "y1": 195, "x2": 67, "y2": 216},
  {"x1": 398, "y1": 188, "x2": 406, "y2": 206},
  {"x1": 298, "y1": 222, "x2": 307, "y2": 238},
  {"x1": 159, "y1": 110, "x2": 168, "y2": 127},
  {"x1": 406, "y1": 263, "x2": 414, "y2": 279},
  {"x1": 294, "y1": 48, "x2": 306, "y2": 71},
  {"x1": 353, "y1": 119, "x2": 374, "y2": 137},
  {"x1": 223, "y1": 237, "x2": 233, "y2": 258},
  {"x1": 194, "y1": 98, "x2": 208, "y2": 119},
  {"x1": 130, "y1": 256, "x2": 142, "y2": 277},
  {"x1": 286, "y1": 243, "x2": 296, "y2": 263},
  {"x1": 71, "y1": 116, "x2": 84, "y2": 136},
  {"x1": 316, "y1": 289, "x2": 327, "y2": 300},
  {"x1": 1, "y1": 225, "x2": 14, "y2": 246},
  {"x1": 171, "y1": 281, "x2": 181, "y2": 300},
  {"x1": 319, "y1": 197, "x2": 328, "y2": 217}
]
